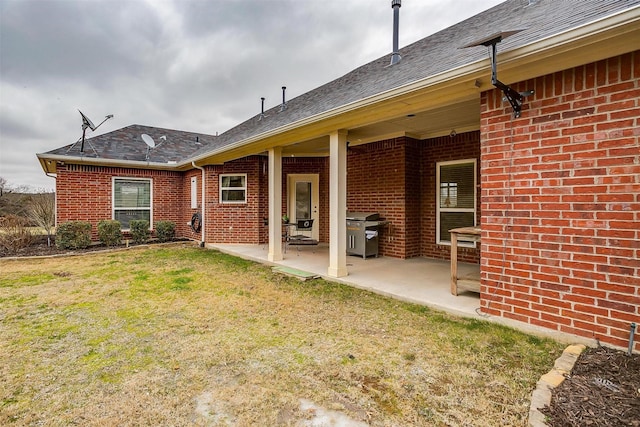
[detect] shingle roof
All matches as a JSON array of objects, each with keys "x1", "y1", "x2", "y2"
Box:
[
  {"x1": 42, "y1": 0, "x2": 639, "y2": 164},
  {"x1": 187, "y1": 0, "x2": 639, "y2": 159},
  {"x1": 44, "y1": 124, "x2": 219, "y2": 164}
]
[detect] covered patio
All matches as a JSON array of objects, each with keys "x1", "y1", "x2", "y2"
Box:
[{"x1": 209, "y1": 243, "x2": 481, "y2": 318}]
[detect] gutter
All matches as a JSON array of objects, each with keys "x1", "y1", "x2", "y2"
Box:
[
  {"x1": 36, "y1": 152, "x2": 182, "y2": 174},
  {"x1": 191, "y1": 161, "x2": 206, "y2": 246}
]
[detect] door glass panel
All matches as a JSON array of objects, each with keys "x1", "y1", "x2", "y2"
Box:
[{"x1": 295, "y1": 181, "x2": 311, "y2": 220}]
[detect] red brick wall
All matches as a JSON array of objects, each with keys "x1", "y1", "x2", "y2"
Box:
[
  {"x1": 199, "y1": 156, "x2": 329, "y2": 245},
  {"x1": 480, "y1": 51, "x2": 640, "y2": 351},
  {"x1": 347, "y1": 138, "x2": 409, "y2": 258},
  {"x1": 405, "y1": 139, "x2": 422, "y2": 258},
  {"x1": 206, "y1": 157, "x2": 262, "y2": 244},
  {"x1": 258, "y1": 157, "x2": 269, "y2": 244},
  {"x1": 55, "y1": 164, "x2": 184, "y2": 239},
  {"x1": 54, "y1": 137, "x2": 481, "y2": 261},
  {"x1": 420, "y1": 132, "x2": 481, "y2": 262},
  {"x1": 345, "y1": 134, "x2": 480, "y2": 260}
]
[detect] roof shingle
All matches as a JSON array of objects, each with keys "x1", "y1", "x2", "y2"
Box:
[
  {"x1": 42, "y1": 0, "x2": 640, "y2": 164},
  {"x1": 45, "y1": 124, "x2": 219, "y2": 164}
]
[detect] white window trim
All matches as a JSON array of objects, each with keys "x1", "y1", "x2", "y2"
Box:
[
  {"x1": 219, "y1": 173, "x2": 247, "y2": 204},
  {"x1": 190, "y1": 176, "x2": 198, "y2": 209},
  {"x1": 112, "y1": 177, "x2": 153, "y2": 230},
  {"x1": 436, "y1": 159, "x2": 476, "y2": 247}
]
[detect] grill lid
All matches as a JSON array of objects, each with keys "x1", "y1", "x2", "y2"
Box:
[{"x1": 346, "y1": 212, "x2": 380, "y2": 221}]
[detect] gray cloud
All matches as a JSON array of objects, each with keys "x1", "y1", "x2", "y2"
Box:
[
  {"x1": 1, "y1": 1, "x2": 158, "y2": 87},
  {"x1": 0, "y1": 0, "x2": 503, "y2": 191}
]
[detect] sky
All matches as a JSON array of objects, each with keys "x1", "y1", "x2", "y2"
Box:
[{"x1": 0, "y1": 0, "x2": 504, "y2": 192}]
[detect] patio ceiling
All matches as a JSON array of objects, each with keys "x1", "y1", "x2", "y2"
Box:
[{"x1": 279, "y1": 96, "x2": 481, "y2": 158}]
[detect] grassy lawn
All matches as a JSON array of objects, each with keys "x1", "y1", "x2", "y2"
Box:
[{"x1": 0, "y1": 244, "x2": 564, "y2": 426}]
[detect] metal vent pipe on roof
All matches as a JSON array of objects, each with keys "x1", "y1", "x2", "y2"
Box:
[
  {"x1": 390, "y1": 0, "x2": 401, "y2": 65},
  {"x1": 280, "y1": 86, "x2": 287, "y2": 111},
  {"x1": 259, "y1": 97, "x2": 266, "y2": 120}
]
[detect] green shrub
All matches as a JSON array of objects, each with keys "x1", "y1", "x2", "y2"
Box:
[
  {"x1": 0, "y1": 215, "x2": 36, "y2": 253},
  {"x1": 56, "y1": 221, "x2": 92, "y2": 250},
  {"x1": 155, "y1": 221, "x2": 176, "y2": 243},
  {"x1": 129, "y1": 220, "x2": 150, "y2": 244},
  {"x1": 97, "y1": 220, "x2": 122, "y2": 246}
]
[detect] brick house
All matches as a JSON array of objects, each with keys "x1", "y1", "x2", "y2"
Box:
[{"x1": 38, "y1": 0, "x2": 639, "y2": 351}]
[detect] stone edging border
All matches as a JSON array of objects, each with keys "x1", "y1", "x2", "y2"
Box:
[{"x1": 528, "y1": 344, "x2": 587, "y2": 427}]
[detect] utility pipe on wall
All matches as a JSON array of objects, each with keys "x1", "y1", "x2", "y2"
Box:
[
  {"x1": 191, "y1": 161, "x2": 206, "y2": 246},
  {"x1": 46, "y1": 172, "x2": 57, "y2": 246}
]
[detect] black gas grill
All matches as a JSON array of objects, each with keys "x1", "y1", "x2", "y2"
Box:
[{"x1": 346, "y1": 212, "x2": 385, "y2": 259}]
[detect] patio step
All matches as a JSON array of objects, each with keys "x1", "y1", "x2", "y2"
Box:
[{"x1": 272, "y1": 266, "x2": 319, "y2": 281}]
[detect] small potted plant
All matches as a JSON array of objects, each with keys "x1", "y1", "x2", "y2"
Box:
[{"x1": 282, "y1": 214, "x2": 289, "y2": 224}]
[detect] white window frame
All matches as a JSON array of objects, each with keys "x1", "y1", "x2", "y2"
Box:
[
  {"x1": 436, "y1": 159, "x2": 476, "y2": 247},
  {"x1": 112, "y1": 177, "x2": 153, "y2": 230},
  {"x1": 190, "y1": 176, "x2": 198, "y2": 209},
  {"x1": 219, "y1": 173, "x2": 247, "y2": 204}
]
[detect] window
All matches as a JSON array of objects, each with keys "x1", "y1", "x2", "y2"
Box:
[
  {"x1": 113, "y1": 178, "x2": 152, "y2": 229},
  {"x1": 220, "y1": 174, "x2": 246, "y2": 204},
  {"x1": 190, "y1": 176, "x2": 198, "y2": 209},
  {"x1": 436, "y1": 159, "x2": 476, "y2": 246}
]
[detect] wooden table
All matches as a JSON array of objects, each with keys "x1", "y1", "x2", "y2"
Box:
[{"x1": 449, "y1": 226, "x2": 481, "y2": 296}]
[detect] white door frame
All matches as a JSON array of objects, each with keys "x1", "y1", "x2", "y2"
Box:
[{"x1": 287, "y1": 173, "x2": 319, "y2": 241}]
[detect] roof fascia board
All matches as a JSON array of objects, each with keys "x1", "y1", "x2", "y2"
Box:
[{"x1": 36, "y1": 153, "x2": 185, "y2": 173}]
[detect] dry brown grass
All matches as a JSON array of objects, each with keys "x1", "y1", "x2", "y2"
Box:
[{"x1": 0, "y1": 244, "x2": 564, "y2": 426}]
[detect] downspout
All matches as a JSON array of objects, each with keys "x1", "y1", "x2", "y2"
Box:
[
  {"x1": 191, "y1": 161, "x2": 206, "y2": 247},
  {"x1": 46, "y1": 172, "x2": 57, "y2": 247}
]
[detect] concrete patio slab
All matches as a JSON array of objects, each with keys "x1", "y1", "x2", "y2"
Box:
[{"x1": 209, "y1": 243, "x2": 481, "y2": 318}]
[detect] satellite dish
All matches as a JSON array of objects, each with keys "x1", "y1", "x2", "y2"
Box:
[
  {"x1": 141, "y1": 134, "x2": 155, "y2": 148},
  {"x1": 79, "y1": 110, "x2": 97, "y2": 131},
  {"x1": 71, "y1": 109, "x2": 114, "y2": 153}
]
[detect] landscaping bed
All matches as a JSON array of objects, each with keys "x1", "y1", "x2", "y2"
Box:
[
  {"x1": 542, "y1": 346, "x2": 640, "y2": 427},
  {"x1": 0, "y1": 236, "x2": 189, "y2": 258}
]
